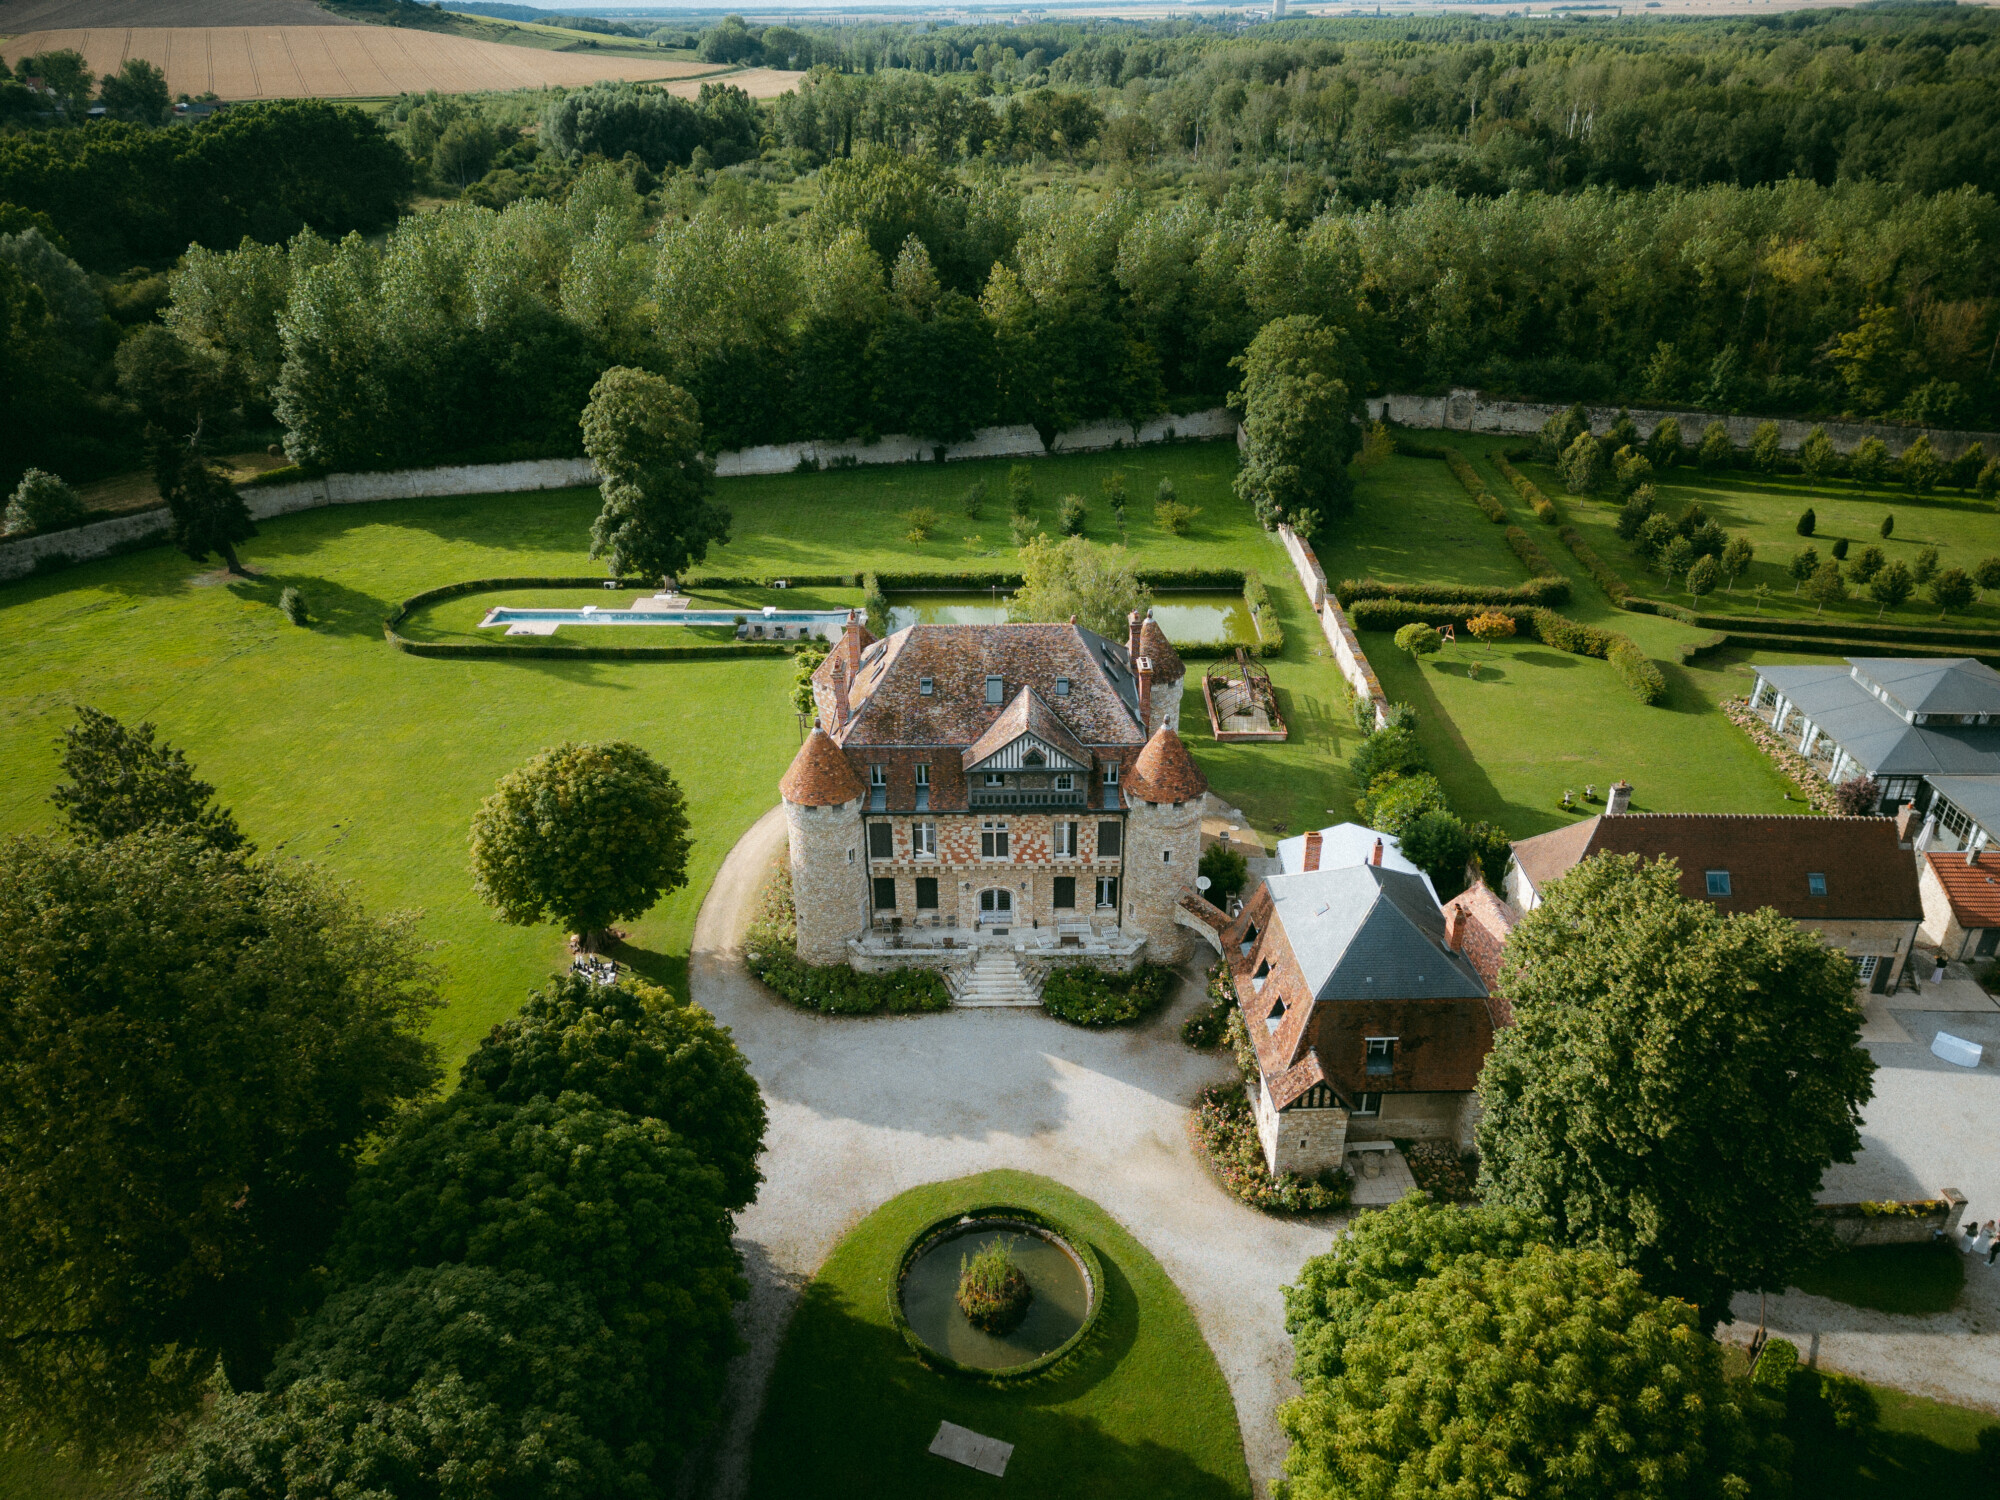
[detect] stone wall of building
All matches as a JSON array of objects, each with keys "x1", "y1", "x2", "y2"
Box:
[
  {"x1": 1122, "y1": 795, "x2": 1204, "y2": 964},
  {"x1": 1346, "y1": 1090, "x2": 1464, "y2": 1145},
  {"x1": 1252, "y1": 1076, "x2": 1350, "y2": 1178},
  {"x1": 1918, "y1": 861, "x2": 1977, "y2": 959},
  {"x1": 1147, "y1": 675, "x2": 1187, "y2": 739},
  {"x1": 1366, "y1": 388, "x2": 2000, "y2": 461},
  {"x1": 1795, "y1": 916, "x2": 1920, "y2": 992},
  {"x1": 785, "y1": 797, "x2": 869, "y2": 964}
]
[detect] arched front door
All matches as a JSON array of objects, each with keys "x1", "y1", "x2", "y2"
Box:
[{"x1": 979, "y1": 888, "x2": 1013, "y2": 925}]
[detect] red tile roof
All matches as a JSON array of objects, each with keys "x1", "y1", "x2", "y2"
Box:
[
  {"x1": 961, "y1": 686, "x2": 1091, "y2": 772},
  {"x1": 779, "y1": 728, "x2": 865, "y2": 807},
  {"x1": 1441, "y1": 879, "x2": 1517, "y2": 1025},
  {"x1": 1127, "y1": 725, "x2": 1209, "y2": 804},
  {"x1": 1139, "y1": 617, "x2": 1185, "y2": 685},
  {"x1": 1267, "y1": 1052, "x2": 1328, "y2": 1111},
  {"x1": 1924, "y1": 850, "x2": 2000, "y2": 930},
  {"x1": 1511, "y1": 813, "x2": 1921, "y2": 921}
]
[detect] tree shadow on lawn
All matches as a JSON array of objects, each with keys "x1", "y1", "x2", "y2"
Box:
[
  {"x1": 607, "y1": 939, "x2": 689, "y2": 1007},
  {"x1": 226, "y1": 570, "x2": 391, "y2": 638},
  {"x1": 1375, "y1": 649, "x2": 1520, "y2": 831}
]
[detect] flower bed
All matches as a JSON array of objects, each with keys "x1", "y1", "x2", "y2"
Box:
[
  {"x1": 1187, "y1": 1084, "x2": 1352, "y2": 1214},
  {"x1": 1721, "y1": 698, "x2": 1837, "y2": 812},
  {"x1": 1040, "y1": 962, "x2": 1176, "y2": 1026},
  {"x1": 743, "y1": 862, "x2": 950, "y2": 1014},
  {"x1": 1402, "y1": 1142, "x2": 1479, "y2": 1203},
  {"x1": 1180, "y1": 959, "x2": 1235, "y2": 1048}
]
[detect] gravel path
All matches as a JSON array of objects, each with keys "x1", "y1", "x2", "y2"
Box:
[{"x1": 692, "y1": 806, "x2": 1338, "y2": 1499}]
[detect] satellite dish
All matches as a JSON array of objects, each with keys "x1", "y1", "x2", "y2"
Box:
[{"x1": 1196, "y1": 876, "x2": 1212, "y2": 891}]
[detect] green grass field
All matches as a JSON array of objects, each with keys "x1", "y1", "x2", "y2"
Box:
[
  {"x1": 745, "y1": 1170, "x2": 1250, "y2": 1500},
  {"x1": 1536, "y1": 459, "x2": 2000, "y2": 630}
]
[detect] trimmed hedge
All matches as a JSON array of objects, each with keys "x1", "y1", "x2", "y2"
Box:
[
  {"x1": 1392, "y1": 437, "x2": 1452, "y2": 461},
  {"x1": 1334, "y1": 576, "x2": 1571, "y2": 609},
  {"x1": 1444, "y1": 450, "x2": 1508, "y2": 524},
  {"x1": 242, "y1": 464, "x2": 317, "y2": 488},
  {"x1": 1504, "y1": 525, "x2": 1561, "y2": 578},
  {"x1": 1558, "y1": 525, "x2": 1630, "y2": 602},
  {"x1": 1350, "y1": 600, "x2": 1666, "y2": 704},
  {"x1": 1040, "y1": 963, "x2": 1177, "y2": 1026},
  {"x1": 742, "y1": 862, "x2": 951, "y2": 1015},
  {"x1": 1493, "y1": 454, "x2": 1560, "y2": 524},
  {"x1": 1241, "y1": 571, "x2": 1285, "y2": 658},
  {"x1": 1622, "y1": 598, "x2": 2000, "y2": 651}
]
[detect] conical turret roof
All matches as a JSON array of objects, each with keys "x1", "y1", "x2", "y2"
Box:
[
  {"x1": 1126, "y1": 725, "x2": 1208, "y2": 804},
  {"x1": 1139, "y1": 617, "x2": 1185, "y2": 685},
  {"x1": 780, "y1": 728, "x2": 865, "y2": 806}
]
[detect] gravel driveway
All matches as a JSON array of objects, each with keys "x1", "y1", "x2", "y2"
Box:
[{"x1": 691, "y1": 806, "x2": 1337, "y2": 1498}]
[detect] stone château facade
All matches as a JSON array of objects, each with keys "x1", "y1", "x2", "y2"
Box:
[{"x1": 779, "y1": 610, "x2": 1214, "y2": 971}]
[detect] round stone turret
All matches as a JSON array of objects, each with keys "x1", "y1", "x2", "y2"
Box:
[
  {"x1": 780, "y1": 729, "x2": 867, "y2": 964},
  {"x1": 1121, "y1": 726, "x2": 1208, "y2": 963}
]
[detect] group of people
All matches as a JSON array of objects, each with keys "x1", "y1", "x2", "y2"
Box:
[
  {"x1": 1959, "y1": 1216, "x2": 2000, "y2": 1265},
  {"x1": 571, "y1": 954, "x2": 619, "y2": 985}
]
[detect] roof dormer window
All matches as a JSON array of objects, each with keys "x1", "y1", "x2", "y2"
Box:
[
  {"x1": 1253, "y1": 959, "x2": 1270, "y2": 992},
  {"x1": 1023, "y1": 748, "x2": 1045, "y2": 767},
  {"x1": 919, "y1": 677, "x2": 934, "y2": 696},
  {"x1": 985, "y1": 675, "x2": 1003, "y2": 704},
  {"x1": 1265, "y1": 994, "x2": 1286, "y2": 1034}
]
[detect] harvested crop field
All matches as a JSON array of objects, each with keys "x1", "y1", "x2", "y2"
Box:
[
  {"x1": 0, "y1": 26, "x2": 735, "y2": 98},
  {"x1": 0, "y1": 0, "x2": 348, "y2": 25},
  {"x1": 664, "y1": 66, "x2": 805, "y2": 100}
]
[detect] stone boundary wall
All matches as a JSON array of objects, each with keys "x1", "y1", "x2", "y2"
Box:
[
  {"x1": 1366, "y1": 388, "x2": 2000, "y2": 461},
  {"x1": 1818, "y1": 1189, "x2": 1965, "y2": 1248},
  {"x1": 1279, "y1": 524, "x2": 1390, "y2": 730},
  {"x1": 0, "y1": 411, "x2": 1239, "y2": 583}
]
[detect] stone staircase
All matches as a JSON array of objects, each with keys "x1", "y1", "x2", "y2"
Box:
[{"x1": 951, "y1": 947, "x2": 1042, "y2": 1008}]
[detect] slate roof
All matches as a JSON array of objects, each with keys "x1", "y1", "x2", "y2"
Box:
[
  {"x1": 962, "y1": 686, "x2": 1091, "y2": 772},
  {"x1": 817, "y1": 623, "x2": 1150, "y2": 750},
  {"x1": 780, "y1": 728, "x2": 865, "y2": 806},
  {"x1": 1759, "y1": 662, "x2": 2000, "y2": 777},
  {"x1": 1924, "y1": 850, "x2": 2000, "y2": 930},
  {"x1": 1510, "y1": 813, "x2": 1922, "y2": 920},
  {"x1": 1127, "y1": 725, "x2": 1209, "y2": 804},
  {"x1": 1275, "y1": 822, "x2": 1429, "y2": 884},
  {"x1": 1923, "y1": 775, "x2": 2000, "y2": 841},
  {"x1": 1265, "y1": 865, "x2": 1487, "y2": 1002},
  {"x1": 1851, "y1": 658, "x2": 2000, "y2": 717}
]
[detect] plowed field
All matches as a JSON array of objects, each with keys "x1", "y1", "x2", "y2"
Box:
[
  {"x1": 0, "y1": 26, "x2": 762, "y2": 99},
  {"x1": 0, "y1": 0, "x2": 348, "y2": 24}
]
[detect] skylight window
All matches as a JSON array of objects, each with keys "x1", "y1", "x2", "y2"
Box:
[
  {"x1": 1055, "y1": 677, "x2": 1071, "y2": 696},
  {"x1": 1808, "y1": 872, "x2": 1827, "y2": 897},
  {"x1": 1705, "y1": 870, "x2": 1732, "y2": 897},
  {"x1": 985, "y1": 675, "x2": 1003, "y2": 704},
  {"x1": 919, "y1": 677, "x2": 934, "y2": 696}
]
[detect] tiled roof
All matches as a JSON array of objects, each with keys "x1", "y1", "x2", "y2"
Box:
[
  {"x1": 962, "y1": 686, "x2": 1091, "y2": 772},
  {"x1": 1178, "y1": 890, "x2": 1228, "y2": 932},
  {"x1": 1127, "y1": 725, "x2": 1209, "y2": 804},
  {"x1": 779, "y1": 728, "x2": 865, "y2": 806},
  {"x1": 1267, "y1": 1052, "x2": 1328, "y2": 1111},
  {"x1": 1268, "y1": 865, "x2": 1487, "y2": 1002},
  {"x1": 1139, "y1": 617, "x2": 1185, "y2": 685},
  {"x1": 1441, "y1": 879, "x2": 1517, "y2": 1025},
  {"x1": 1924, "y1": 850, "x2": 2000, "y2": 929},
  {"x1": 1511, "y1": 813, "x2": 1922, "y2": 920},
  {"x1": 816, "y1": 623, "x2": 1149, "y2": 749}
]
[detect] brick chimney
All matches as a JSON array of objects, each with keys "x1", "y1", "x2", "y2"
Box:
[
  {"x1": 1371, "y1": 837, "x2": 1383, "y2": 867},
  {"x1": 1445, "y1": 904, "x2": 1465, "y2": 953},
  {"x1": 843, "y1": 609, "x2": 865, "y2": 675},
  {"x1": 1303, "y1": 830, "x2": 1322, "y2": 871},
  {"x1": 1896, "y1": 802, "x2": 1920, "y2": 845},
  {"x1": 1606, "y1": 780, "x2": 1633, "y2": 816},
  {"x1": 830, "y1": 658, "x2": 850, "y2": 729},
  {"x1": 1136, "y1": 656, "x2": 1153, "y2": 726},
  {"x1": 1128, "y1": 609, "x2": 1144, "y2": 666}
]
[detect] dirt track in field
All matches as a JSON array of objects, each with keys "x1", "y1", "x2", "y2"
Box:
[{"x1": 0, "y1": 26, "x2": 754, "y2": 99}]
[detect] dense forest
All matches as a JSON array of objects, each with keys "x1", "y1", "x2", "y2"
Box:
[{"x1": 2, "y1": 7, "x2": 1999, "y2": 500}]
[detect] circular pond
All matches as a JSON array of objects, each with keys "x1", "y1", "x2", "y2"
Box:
[{"x1": 895, "y1": 1215, "x2": 1097, "y2": 1374}]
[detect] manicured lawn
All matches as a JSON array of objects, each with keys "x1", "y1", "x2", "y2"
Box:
[
  {"x1": 1532, "y1": 458, "x2": 2000, "y2": 631},
  {"x1": 1311, "y1": 452, "x2": 1530, "y2": 593},
  {"x1": 744, "y1": 1169, "x2": 1250, "y2": 1500},
  {"x1": 1790, "y1": 1241, "x2": 1966, "y2": 1317}
]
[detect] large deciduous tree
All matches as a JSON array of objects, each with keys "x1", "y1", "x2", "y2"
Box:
[
  {"x1": 1477, "y1": 853, "x2": 1875, "y2": 1326},
  {"x1": 1279, "y1": 1198, "x2": 1772, "y2": 1500},
  {"x1": 580, "y1": 365, "x2": 729, "y2": 581},
  {"x1": 50, "y1": 705, "x2": 247, "y2": 852},
  {"x1": 1006, "y1": 533, "x2": 1151, "y2": 637},
  {"x1": 1230, "y1": 313, "x2": 1366, "y2": 531},
  {"x1": 0, "y1": 831, "x2": 440, "y2": 1447},
  {"x1": 459, "y1": 974, "x2": 767, "y2": 1210},
  {"x1": 469, "y1": 739, "x2": 693, "y2": 949}
]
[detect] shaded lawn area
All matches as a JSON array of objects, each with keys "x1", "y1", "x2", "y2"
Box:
[
  {"x1": 1531, "y1": 459, "x2": 2000, "y2": 631},
  {"x1": 1790, "y1": 1240, "x2": 1966, "y2": 1317},
  {"x1": 745, "y1": 1170, "x2": 1250, "y2": 1500}
]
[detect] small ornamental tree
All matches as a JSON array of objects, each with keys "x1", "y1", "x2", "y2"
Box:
[
  {"x1": 1900, "y1": 433, "x2": 1941, "y2": 495},
  {"x1": 1281, "y1": 1203, "x2": 1770, "y2": 1500},
  {"x1": 1834, "y1": 775, "x2": 1881, "y2": 816},
  {"x1": 469, "y1": 740, "x2": 693, "y2": 949},
  {"x1": 1661, "y1": 534, "x2": 1695, "y2": 580},
  {"x1": 1644, "y1": 415, "x2": 1682, "y2": 468},
  {"x1": 1913, "y1": 545, "x2": 1941, "y2": 585},
  {"x1": 1559, "y1": 430, "x2": 1605, "y2": 494},
  {"x1": 1056, "y1": 493, "x2": 1086, "y2": 535},
  {"x1": 1848, "y1": 545, "x2": 1885, "y2": 583},
  {"x1": 4, "y1": 467, "x2": 85, "y2": 536},
  {"x1": 1750, "y1": 420, "x2": 1782, "y2": 471},
  {"x1": 459, "y1": 974, "x2": 768, "y2": 1210},
  {"x1": 1697, "y1": 419, "x2": 1733, "y2": 471},
  {"x1": 1796, "y1": 506, "x2": 1816, "y2": 537},
  {"x1": 1478, "y1": 853, "x2": 1876, "y2": 1327},
  {"x1": 1198, "y1": 842, "x2": 1249, "y2": 908},
  {"x1": 1979, "y1": 458, "x2": 2000, "y2": 502},
  {"x1": 1231, "y1": 314, "x2": 1368, "y2": 528},
  {"x1": 1869, "y1": 560, "x2": 1914, "y2": 618},
  {"x1": 1635, "y1": 512, "x2": 1676, "y2": 561},
  {"x1": 1798, "y1": 425, "x2": 1837, "y2": 481},
  {"x1": 1612, "y1": 446, "x2": 1652, "y2": 497},
  {"x1": 1008, "y1": 465, "x2": 1035, "y2": 517},
  {"x1": 1393, "y1": 622, "x2": 1443, "y2": 661},
  {"x1": 1685, "y1": 553, "x2": 1718, "y2": 602},
  {"x1": 1466, "y1": 610, "x2": 1517, "y2": 653},
  {"x1": 581, "y1": 367, "x2": 729, "y2": 581},
  {"x1": 1974, "y1": 557, "x2": 2000, "y2": 597},
  {"x1": 1398, "y1": 809, "x2": 1474, "y2": 901},
  {"x1": 1930, "y1": 566, "x2": 1977, "y2": 620},
  {"x1": 1100, "y1": 470, "x2": 1126, "y2": 513},
  {"x1": 1789, "y1": 546, "x2": 1819, "y2": 593},
  {"x1": 1830, "y1": 536, "x2": 1849, "y2": 561},
  {"x1": 1720, "y1": 534, "x2": 1753, "y2": 591},
  {"x1": 50, "y1": 705, "x2": 247, "y2": 852},
  {"x1": 1953, "y1": 443, "x2": 1989, "y2": 491},
  {"x1": 1616, "y1": 484, "x2": 1656, "y2": 540},
  {"x1": 153, "y1": 436, "x2": 257, "y2": 574},
  {"x1": 1604, "y1": 407, "x2": 1639, "y2": 455},
  {"x1": 1804, "y1": 558, "x2": 1849, "y2": 614},
  {"x1": 1850, "y1": 436, "x2": 1889, "y2": 487},
  {"x1": 1539, "y1": 402, "x2": 1589, "y2": 463},
  {"x1": 1880, "y1": 513, "x2": 1895, "y2": 538}
]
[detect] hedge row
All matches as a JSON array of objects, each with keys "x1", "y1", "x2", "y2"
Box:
[
  {"x1": 1040, "y1": 963, "x2": 1178, "y2": 1026},
  {"x1": 1504, "y1": 526, "x2": 1561, "y2": 579},
  {"x1": 1624, "y1": 598, "x2": 2000, "y2": 649},
  {"x1": 1558, "y1": 526, "x2": 1631, "y2": 602},
  {"x1": 741, "y1": 863, "x2": 952, "y2": 1015},
  {"x1": 242, "y1": 464, "x2": 317, "y2": 488},
  {"x1": 1392, "y1": 437, "x2": 1452, "y2": 461},
  {"x1": 385, "y1": 575, "x2": 652, "y2": 630},
  {"x1": 1494, "y1": 454, "x2": 1560, "y2": 524},
  {"x1": 1241, "y1": 571, "x2": 1286, "y2": 658},
  {"x1": 684, "y1": 571, "x2": 857, "y2": 588},
  {"x1": 1444, "y1": 450, "x2": 1508, "y2": 523},
  {"x1": 1350, "y1": 600, "x2": 1665, "y2": 704},
  {"x1": 1333, "y1": 576, "x2": 1571, "y2": 608}
]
